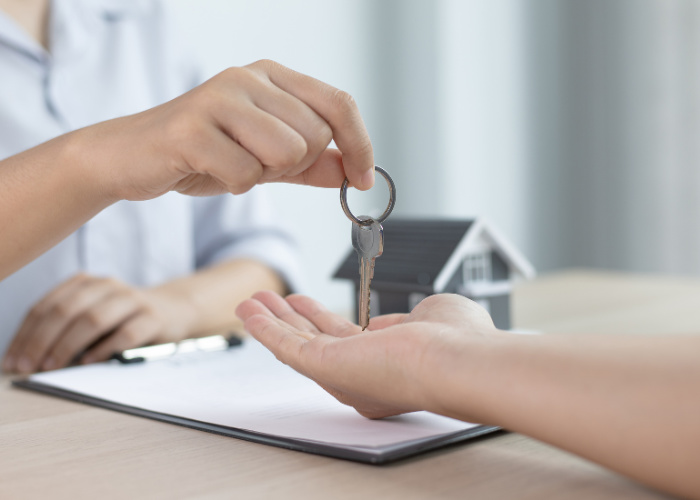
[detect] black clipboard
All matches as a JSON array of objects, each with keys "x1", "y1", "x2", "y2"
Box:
[{"x1": 12, "y1": 338, "x2": 501, "y2": 464}]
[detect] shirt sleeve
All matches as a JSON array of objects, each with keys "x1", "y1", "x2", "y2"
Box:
[
  {"x1": 160, "y1": 2, "x2": 303, "y2": 293},
  {"x1": 191, "y1": 189, "x2": 304, "y2": 293}
]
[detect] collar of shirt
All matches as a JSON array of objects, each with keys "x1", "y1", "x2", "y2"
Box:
[{"x1": 0, "y1": 0, "x2": 153, "y2": 65}]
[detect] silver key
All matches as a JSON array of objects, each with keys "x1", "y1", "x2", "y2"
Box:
[{"x1": 352, "y1": 216, "x2": 384, "y2": 330}]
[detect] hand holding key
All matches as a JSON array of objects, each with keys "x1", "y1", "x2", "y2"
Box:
[{"x1": 341, "y1": 166, "x2": 396, "y2": 329}]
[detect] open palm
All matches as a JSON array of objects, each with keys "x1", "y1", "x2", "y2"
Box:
[{"x1": 236, "y1": 291, "x2": 496, "y2": 419}]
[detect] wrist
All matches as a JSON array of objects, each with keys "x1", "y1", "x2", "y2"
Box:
[
  {"x1": 148, "y1": 286, "x2": 201, "y2": 340},
  {"x1": 419, "y1": 329, "x2": 513, "y2": 425},
  {"x1": 61, "y1": 126, "x2": 123, "y2": 205}
]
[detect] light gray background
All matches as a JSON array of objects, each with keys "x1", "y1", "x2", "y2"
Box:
[{"x1": 172, "y1": 0, "x2": 700, "y2": 312}]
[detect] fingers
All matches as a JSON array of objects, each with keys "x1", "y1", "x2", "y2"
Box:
[
  {"x1": 176, "y1": 124, "x2": 263, "y2": 196},
  {"x1": 4, "y1": 275, "x2": 120, "y2": 373},
  {"x1": 246, "y1": 84, "x2": 333, "y2": 179},
  {"x1": 213, "y1": 101, "x2": 308, "y2": 181},
  {"x1": 238, "y1": 292, "x2": 364, "y2": 339},
  {"x1": 284, "y1": 294, "x2": 360, "y2": 338},
  {"x1": 81, "y1": 314, "x2": 160, "y2": 364},
  {"x1": 41, "y1": 290, "x2": 144, "y2": 370},
  {"x1": 367, "y1": 313, "x2": 407, "y2": 331},
  {"x1": 239, "y1": 292, "x2": 424, "y2": 418},
  {"x1": 160, "y1": 61, "x2": 372, "y2": 199},
  {"x1": 250, "y1": 290, "x2": 321, "y2": 334},
  {"x1": 270, "y1": 149, "x2": 347, "y2": 188},
  {"x1": 106, "y1": 60, "x2": 372, "y2": 202},
  {"x1": 248, "y1": 60, "x2": 374, "y2": 190},
  {"x1": 243, "y1": 312, "x2": 314, "y2": 368},
  {"x1": 2, "y1": 274, "x2": 85, "y2": 371},
  {"x1": 2, "y1": 274, "x2": 181, "y2": 374}
]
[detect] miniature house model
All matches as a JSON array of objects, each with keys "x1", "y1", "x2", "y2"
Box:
[{"x1": 334, "y1": 218, "x2": 535, "y2": 330}]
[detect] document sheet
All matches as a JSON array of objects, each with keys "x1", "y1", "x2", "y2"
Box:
[{"x1": 20, "y1": 338, "x2": 494, "y2": 462}]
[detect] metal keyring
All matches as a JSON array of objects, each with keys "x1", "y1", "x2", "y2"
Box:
[{"x1": 340, "y1": 166, "x2": 396, "y2": 226}]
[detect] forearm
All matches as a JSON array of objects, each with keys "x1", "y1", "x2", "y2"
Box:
[
  {"x1": 434, "y1": 333, "x2": 700, "y2": 498},
  {"x1": 0, "y1": 130, "x2": 114, "y2": 281},
  {"x1": 151, "y1": 258, "x2": 287, "y2": 336}
]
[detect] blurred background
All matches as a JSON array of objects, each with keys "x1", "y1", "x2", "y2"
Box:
[{"x1": 172, "y1": 0, "x2": 700, "y2": 312}]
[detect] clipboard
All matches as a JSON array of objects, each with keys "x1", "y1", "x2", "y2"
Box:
[{"x1": 13, "y1": 337, "x2": 500, "y2": 464}]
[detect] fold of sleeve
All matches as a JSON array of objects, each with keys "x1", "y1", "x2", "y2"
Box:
[{"x1": 191, "y1": 189, "x2": 304, "y2": 293}]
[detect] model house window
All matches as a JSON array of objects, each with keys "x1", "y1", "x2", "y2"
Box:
[{"x1": 463, "y1": 252, "x2": 492, "y2": 282}]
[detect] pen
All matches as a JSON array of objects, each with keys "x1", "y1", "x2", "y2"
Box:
[{"x1": 111, "y1": 334, "x2": 243, "y2": 364}]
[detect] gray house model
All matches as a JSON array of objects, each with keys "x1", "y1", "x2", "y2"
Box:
[{"x1": 334, "y1": 218, "x2": 535, "y2": 330}]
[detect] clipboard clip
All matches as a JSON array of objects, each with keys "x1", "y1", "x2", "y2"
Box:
[{"x1": 111, "y1": 334, "x2": 244, "y2": 364}]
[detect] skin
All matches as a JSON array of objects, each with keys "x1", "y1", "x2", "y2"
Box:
[
  {"x1": 0, "y1": 61, "x2": 374, "y2": 281},
  {"x1": 2, "y1": 259, "x2": 285, "y2": 373},
  {"x1": 0, "y1": 2, "x2": 374, "y2": 371},
  {"x1": 0, "y1": 0, "x2": 49, "y2": 47},
  {"x1": 237, "y1": 291, "x2": 700, "y2": 500},
  {"x1": 4, "y1": 2, "x2": 698, "y2": 498}
]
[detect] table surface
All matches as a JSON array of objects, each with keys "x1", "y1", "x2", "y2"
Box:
[{"x1": 3, "y1": 269, "x2": 696, "y2": 500}]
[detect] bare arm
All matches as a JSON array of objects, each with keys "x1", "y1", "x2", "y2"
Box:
[
  {"x1": 442, "y1": 332, "x2": 700, "y2": 499},
  {"x1": 3, "y1": 258, "x2": 286, "y2": 373},
  {"x1": 237, "y1": 292, "x2": 700, "y2": 500},
  {"x1": 0, "y1": 133, "x2": 113, "y2": 282},
  {"x1": 149, "y1": 258, "x2": 287, "y2": 338},
  {"x1": 0, "y1": 60, "x2": 374, "y2": 283}
]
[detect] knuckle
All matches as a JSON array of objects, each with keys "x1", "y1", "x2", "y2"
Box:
[
  {"x1": 282, "y1": 139, "x2": 308, "y2": 168},
  {"x1": 221, "y1": 65, "x2": 244, "y2": 79},
  {"x1": 233, "y1": 184, "x2": 255, "y2": 195},
  {"x1": 308, "y1": 122, "x2": 333, "y2": 153},
  {"x1": 266, "y1": 136, "x2": 308, "y2": 171},
  {"x1": 95, "y1": 277, "x2": 122, "y2": 294},
  {"x1": 248, "y1": 59, "x2": 276, "y2": 73},
  {"x1": 130, "y1": 289, "x2": 146, "y2": 302},
  {"x1": 218, "y1": 67, "x2": 241, "y2": 85},
  {"x1": 139, "y1": 303, "x2": 158, "y2": 318},
  {"x1": 26, "y1": 304, "x2": 45, "y2": 322},
  {"x1": 102, "y1": 276, "x2": 122, "y2": 288},
  {"x1": 220, "y1": 66, "x2": 262, "y2": 90},
  {"x1": 354, "y1": 137, "x2": 374, "y2": 158},
  {"x1": 231, "y1": 160, "x2": 263, "y2": 194},
  {"x1": 52, "y1": 302, "x2": 74, "y2": 321},
  {"x1": 318, "y1": 121, "x2": 333, "y2": 145},
  {"x1": 118, "y1": 326, "x2": 141, "y2": 345},
  {"x1": 230, "y1": 176, "x2": 258, "y2": 195},
  {"x1": 82, "y1": 309, "x2": 108, "y2": 330}
]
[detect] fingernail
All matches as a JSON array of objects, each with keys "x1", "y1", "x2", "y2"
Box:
[
  {"x1": 17, "y1": 357, "x2": 32, "y2": 373},
  {"x1": 361, "y1": 169, "x2": 375, "y2": 190},
  {"x1": 42, "y1": 358, "x2": 56, "y2": 371}
]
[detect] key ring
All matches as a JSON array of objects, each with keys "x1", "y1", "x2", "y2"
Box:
[{"x1": 340, "y1": 166, "x2": 396, "y2": 226}]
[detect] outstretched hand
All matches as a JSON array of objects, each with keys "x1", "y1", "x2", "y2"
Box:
[{"x1": 236, "y1": 291, "x2": 499, "y2": 419}]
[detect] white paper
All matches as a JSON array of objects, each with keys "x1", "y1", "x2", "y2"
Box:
[{"x1": 29, "y1": 338, "x2": 479, "y2": 454}]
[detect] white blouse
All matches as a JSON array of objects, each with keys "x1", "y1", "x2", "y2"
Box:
[{"x1": 0, "y1": 0, "x2": 301, "y2": 355}]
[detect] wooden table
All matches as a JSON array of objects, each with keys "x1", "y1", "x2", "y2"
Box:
[{"x1": 2, "y1": 269, "x2": 695, "y2": 499}]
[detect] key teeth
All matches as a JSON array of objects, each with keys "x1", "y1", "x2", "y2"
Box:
[{"x1": 366, "y1": 294, "x2": 371, "y2": 329}]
